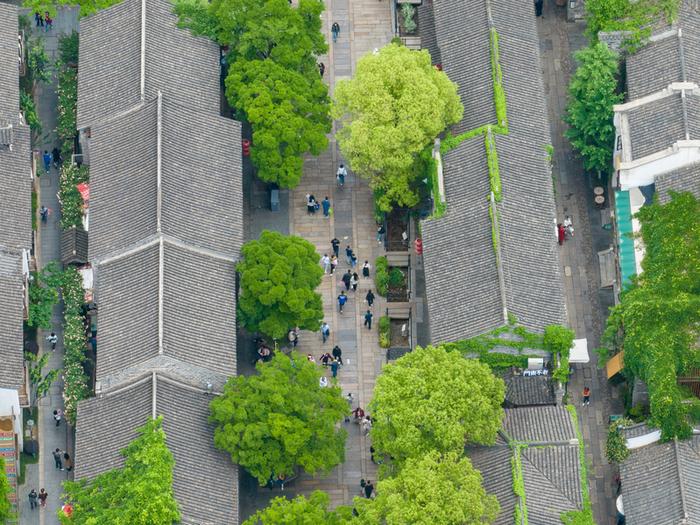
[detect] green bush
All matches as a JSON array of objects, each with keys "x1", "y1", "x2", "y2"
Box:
[
  {"x1": 20, "y1": 91, "x2": 42, "y2": 136},
  {"x1": 374, "y1": 256, "x2": 389, "y2": 296},
  {"x1": 544, "y1": 325, "x2": 575, "y2": 384},
  {"x1": 477, "y1": 353, "x2": 528, "y2": 370},
  {"x1": 605, "y1": 418, "x2": 632, "y2": 463},
  {"x1": 27, "y1": 262, "x2": 63, "y2": 329},
  {"x1": 627, "y1": 402, "x2": 648, "y2": 423},
  {"x1": 401, "y1": 4, "x2": 416, "y2": 33},
  {"x1": 388, "y1": 267, "x2": 404, "y2": 288},
  {"x1": 58, "y1": 164, "x2": 89, "y2": 230},
  {"x1": 379, "y1": 316, "x2": 391, "y2": 348}
]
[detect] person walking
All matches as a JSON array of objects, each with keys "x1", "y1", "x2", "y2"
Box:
[
  {"x1": 362, "y1": 415, "x2": 372, "y2": 435},
  {"x1": 320, "y1": 321, "x2": 330, "y2": 343},
  {"x1": 306, "y1": 194, "x2": 316, "y2": 215},
  {"x1": 365, "y1": 289, "x2": 375, "y2": 308},
  {"x1": 337, "y1": 291, "x2": 347, "y2": 313},
  {"x1": 46, "y1": 332, "x2": 58, "y2": 350},
  {"x1": 557, "y1": 223, "x2": 566, "y2": 245},
  {"x1": 337, "y1": 163, "x2": 347, "y2": 187},
  {"x1": 288, "y1": 327, "x2": 299, "y2": 348},
  {"x1": 35, "y1": 12, "x2": 44, "y2": 27},
  {"x1": 40, "y1": 205, "x2": 49, "y2": 223},
  {"x1": 44, "y1": 12, "x2": 53, "y2": 31},
  {"x1": 331, "y1": 22, "x2": 340, "y2": 43},
  {"x1": 318, "y1": 62, "x2": 325, "y2": 77},
  {"x1": 53, "y1": 409, "x2": 62, "y2": 427},
  {"x1": 332, "y1": 345, "x2": 343, "y2": 365},
  {"x1": 350, "y1": 252, "x2": 358, "y2": 268},
  {"x1": 321, "y1": 254, "x2": 331, "y2": 274},
  {"x1": 330, "y1": 255, "x2": 338, "y2": 275},
  {"x1": 364, "y1": 480, "x2": 374, "y2": 498},
  {"x1": 351, "y1": 272, "x2": 359, "y2": 292},
  {"x1": 51, "y1": 147, "x2": 62, "y2": 169},
  {"x1": 345, "y1": 393, "x2": 353, "y2": 422},
  {"x1": 63, "y1": 452, "x2": 73, "y2": 472},
  {"x1": 330, "y1": 358, "x2": 339, "y2": 378},
  {"x1": 320, "y1": 352, "x2": 332, "y2": 367},
  {"x1": 28, "y1": 488, "x2": 38, "y2": 510},
  {"x1": 362, "y1": 260, "x2": 371, "y2": 278},
  {"x1": 582, "y1": 386, "x2": 591, "y2": 406},
  {"x1": 53, "y1": 448, "x2": 63, "y2": 470},
  {"x1": 42, "y1": 150, "x2": 51, "y2": 173},
  {"x1": 331, "y1": 237, "x2": 340, "y2": 257},
  {"x1": 322, "y1": 196, "x2": 331, "y2": 217},
  {"x1": 364, "y1": 310, "x2": 373, "y2": 330},
  {"x1": 376, "y1": 224, "x2": 385, "y2": 244},
  {"x1": 38, "y1": 489, "x2": 48, "y2": 508},
  {"x1": 342, "y1": 270, "x2": 352, "y2": 291},
  {"x1": 345, "y1": 245, "x2": 353, "y2": 265},
  {"x1": 534, "y1": 0, "x2": 543, "y2": 17}
]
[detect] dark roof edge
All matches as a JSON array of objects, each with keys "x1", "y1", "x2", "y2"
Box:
[{"x1": 673, "y1": 438, "x2": 690, "y2": 522}]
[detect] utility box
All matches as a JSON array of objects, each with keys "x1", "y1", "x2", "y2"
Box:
[{"x1": 270, "y1": 188, "x2": 280, "y2": 212}]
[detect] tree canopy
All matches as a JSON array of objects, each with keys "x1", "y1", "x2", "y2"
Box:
[
  {"x1": 369, "y1": 345, "x2": 505, "y2": 463},
  {"x1": 353, "y1": 451, "x2": 499, "y2": 525},
  {"x1": 210, "y1": 352, "x2": 348, "y2": 485},
  {"x1": 603, "y1": 192, "x2": 700, "y2": 439},
  {"x1": 243, "y1": 491, "x2": 352, "y2": 525},
  {"x1": 59, "y1": 417, "x2": 180, "y2": 525},
  {"x1": 237, "y1": 230, "x2": 324, "y2": 339},
  {"x1": 333, "y1": 44, "x2": 463, "y2": 211},
  {"x1": 175, "y1": 0, "x2": 331, "y2": 188},
  {"x1": 564, "y1": 42, "x2": 622, "y2": 175}
]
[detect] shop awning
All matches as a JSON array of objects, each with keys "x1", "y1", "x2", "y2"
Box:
[
  {"x1": 569, "y1": 338, "x2": 590, "y2": 364},
  {"x1": 606, "y1": 351, "x2": 624, "y2": 379},
  {"x1": 615, "y1": 190, "x2": 637, "y2": 286}
]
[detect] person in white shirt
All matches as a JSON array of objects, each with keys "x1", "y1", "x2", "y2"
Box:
[{"x1": 336, "y1": 164, "x2": 347, "y2": 187}]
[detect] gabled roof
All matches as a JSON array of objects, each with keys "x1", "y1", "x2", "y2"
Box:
[
  {"x1": 620, "y1": 435, "x2": 700, "y2": 525},
  {"x1": 61, "y1": 227, "x2": 89, "y2": 266},
  {"x1": 88, "y1": 94, "x2": 242, "y2": 261},
  {"x1": 468, "y1": 406, "x2": 582, "y2": 525},
  {"x1": 75, "y1": 374, "x2": 238, "y2": 525},
  {"x1": 77, "y1": 0, "x2": 220, "y2": 129},
  {"x1": 422, "y1": 0, "x2": 565, "y2": 345},
  {"x1": 0, "y1": 4, "x2": 20, "y2": 121},
  {"x1": 0, "y1": 251, "x2": 24, "y2": 390},
  {"x1": 94, "y1": 238, "x2": 237, "y2": 384},
  {"x1": 503, "y1": 373, "x2": 555, "y2": 407}
]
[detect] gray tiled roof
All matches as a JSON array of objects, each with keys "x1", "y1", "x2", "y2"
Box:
[
  {"x1": 422, "y1": 138, "x2": 504, "y2": 343},
  {"x1": 0, "y1": 121, "x2": 31, "y2": 252},
  {"x1": 626, "y1": 1, "x2": 700, "y2": 99},
  {"x1": 0, "y1": 3, "x2": 20, "y2": 121},
  {"x1": 417, "y1": 0, "x2": 440, "y2": 65},
  {"x1": 75, "y1": 375, "x2": 239, "y2": 525},
  {"x1": 77, "y1": 0, "x2": 220, "y2": 129},
  {"x1": 467, "y1": 406, "x2": 582, "y2": 525},
  {"x1": 504, "y1": 373, "x2": 555, "y2": 407},
  {"x1": 656, "y1": 163, "x2": 700, "y2": 202},
  {"x1": 95, "y1": 239, "x2": 237, "y2": 383},
  {"x1": 620, "y1": 436, "x2": 700, "y2": 525},
  {"x1": 627, "y1": 94, "x2": 687, "y2": 160},
  {"x1": 88, "y1": 96, "x2": 242, "y2": 261},
  {"x1": 468, "y1": 446, "x2": 517, "y2": 525},
  {"x1": 432, "y1": 0, "x2": 494, "y2": 133},
  {"x1": 0, "y1": 251, "x2": 24, "y2": 390},
  {"x1": 422, "y1": 0, "x2": 565, "y2": 344},
  {"x1": 61, "y1": 228, "x2": 89, "y2": 266},
  {"x1": 501, "y1": 406, "x2": 576, "y2": 443}
]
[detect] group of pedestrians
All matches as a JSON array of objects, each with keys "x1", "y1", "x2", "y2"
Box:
[
  {"x1": 27, "y1": 488, "x2": 48, "y2": 509},
  {"x1": 34, "y1": 11, "x2": 53, "y2": 30}
]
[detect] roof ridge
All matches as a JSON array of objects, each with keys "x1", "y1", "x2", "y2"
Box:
[
  {"x1": 674, "y1": 438, "x2": 690, "y2": 523},
  {"x1": 520, "y1": 445, "x2": 582, "y2": 508}
]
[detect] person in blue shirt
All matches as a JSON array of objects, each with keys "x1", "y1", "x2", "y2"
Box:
[
  {"x1": 322, "y1": 196, "x2": 331, "y2": 217},
  {"x1": 337, "y1": 291, "x2": 347, "y2": 313}
]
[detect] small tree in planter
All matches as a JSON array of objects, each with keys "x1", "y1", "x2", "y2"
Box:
[
  {"x1": 378, "y1": 316, "x2": 391, "y2": 348},
  {"x1": 401, "y1": 4, "x2": 417, "y2": 34}
]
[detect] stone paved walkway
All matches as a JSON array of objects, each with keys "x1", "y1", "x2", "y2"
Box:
[
  {"x1": 18, "y1": 8, "x2": 79, "y2": 525},
  {"x1": 239, "y1": 0, "x2": 393, "y2": 518},
  {"x1": 537, "y1": 4, "x2": 623, "y2": 524}
]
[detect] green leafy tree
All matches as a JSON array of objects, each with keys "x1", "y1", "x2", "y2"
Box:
[
  {"x1": 59, "y1": 417, "x2": 180, "y2": 524},
  {"x1": 23, "y1": 0, "x2": 122, "y2": 18},
  {"x1": 369, "y1": 345, "x2": 505, "y2": 463},
  {"x1": 58, "y1": 164, "x2": 89, "y2": 230},
  {"x1": 0, "y1": 457, "x2": 13, "y2": 523},
  {"x1": 603, "y1": 192, "x2": 700, "y2": 439},
  {"x1": 564, "y1": 42, "x2": 622, "y2": 175},
  {"x1": 584, "y1": 0, "x2": 680, "y2": 46},
  {"x1": 226, "y1": 58, "x2": 330, "y2": 188},
  {"x1": 28, "y1": 262, "x2": 63, "y2": 329},
  {"x1": 25, "y1": 352, "x2": 60, "y2": 407},
  {"x1": 333, "y1": 43, "x2": 463, "y2": 211},
  {"x1": 56, "y1": 31, "x2": 79, "y2": 160},
  {"x1": 354, "y1": 451, "x2": 499, "y2": 525},
  {"x1": 20, "y1": 91, "x2": 42, "y2": 136},
  {"x1": 243, "y1": 491, "x2": 352, "y2": 525},
  {"x1": 238, "y1": 230, "x2": 324, "y2": 339},
  {"x1": 543, "y1": 325, "x2": 575, "y2": 384},
  {"x1": 174, "y1": 0, "x2": 331, "y2": 188},
  {"x1": 210, "y1": 352, "x2": 348, "y2": 485}
]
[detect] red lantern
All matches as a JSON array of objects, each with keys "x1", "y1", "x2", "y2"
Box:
[
  {"x1": 242, "y1": 139, "x2": 251, "y2": 157},
  {"x1": 414, "y1": 238, "x2": 423, "y2": 255}
]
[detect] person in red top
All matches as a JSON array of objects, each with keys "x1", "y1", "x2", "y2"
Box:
[
  {"x1": 557, "y1": 223, "x2": 566, "y2": 245},
  {"x1": 44, "y1": 12, "x2": 53, "y2": 31},
  {"x1": 352, "y1": 407, "x2": 365, "y2": 422},
  {"x1": 582, "y1": 386, "x2": 591, "y2": 406}
]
